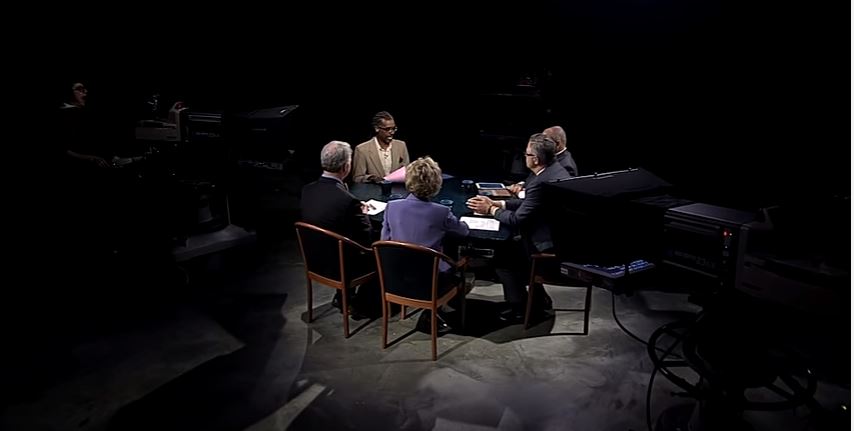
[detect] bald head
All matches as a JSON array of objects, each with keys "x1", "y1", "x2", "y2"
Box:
[{"x1": 543, "y1": 126, "x2": 567, "y2": 152}]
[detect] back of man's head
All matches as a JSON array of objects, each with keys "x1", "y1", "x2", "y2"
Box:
[
  {"x1": 321, "y1": 141, "x2": 352, "y2": 173},
  {"x1": 543, "y1": 126, "x2": 566, "y2": 152},
  {"x1": 528, "y1": 133, "x2": 557, "y2": 167}
]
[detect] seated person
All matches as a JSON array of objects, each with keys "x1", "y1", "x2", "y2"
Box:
[
  {"x1": 466, "y1": 133, "x2": 570, "y2": 322},
  {"x1": 352, "y1": 111, "x2": 410, "y2": 183},
  {"x1": 508, "y1": 125, "x2": 577, "y2": 195},
  {"x1": 544, "y1": 125, "x2": 578, "y2": 177},
  {"x1": 301, "y1": 141, "x2": 375, "y2": 318},
  {"x1": 381, "y1": 156, "x2": 469, "y2": 331}
]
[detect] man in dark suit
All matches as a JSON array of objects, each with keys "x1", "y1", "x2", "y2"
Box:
[
  {"x1": 301, "y1": 141, "x2": 371, "y2": 244},
  {"x1": 507, "y1": 125, "x2": 577, "y2": 196},
  {"x1": 467, "y1": 133, "x2": 571, "y2": 321},
  {"x1": 300, "y1": 141, "x2": 374, "y2": 317},
  {"x1": 544, "y1": 126, "x2": 578, "y2": 177}
]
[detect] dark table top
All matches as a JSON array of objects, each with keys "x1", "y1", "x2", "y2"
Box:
[{"x1": 350, "y1": 177, "x2": 512, "y2": 241}]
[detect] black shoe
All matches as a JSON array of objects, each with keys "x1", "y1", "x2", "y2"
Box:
[
  {"x1": 416, "y1": 312, "x2": 453, "y2": 335},
  {"x1": 497, "y1": 307, "x2": 525, "y2": 324},
  {"x1": 331, "y1": 295, "x2": 366, "y2": 320},
  {"x1": 348, "y1": 307, "x2": 367, "y2": 321},
  {"x1": 539, "y1": 292, "x2": 554, "y2": 311}
]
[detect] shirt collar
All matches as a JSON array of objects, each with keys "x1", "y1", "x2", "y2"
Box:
[
  {"x1": 321, "y1": 173, "x2": 344, "y2": 185},
  {"x1": 374, "y1": 137, "x2": 391, "y2": 151}
]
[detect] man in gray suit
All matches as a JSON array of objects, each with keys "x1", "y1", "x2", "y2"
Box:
[{"x1": 352, "y1": 111, "x2": 411, "y2": 183}]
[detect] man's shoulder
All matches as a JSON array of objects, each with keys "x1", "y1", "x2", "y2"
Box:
[
  {"x1": 302, "y1": 176, "x2": 329, "y2": 188},
  {"x1": 557, "y1": 151, "x2": 577, "y2": 168},
  {"x1": 304, "y1": 177, "x2": 345, "y2": 192},
  {"x1": 543, "y1": 162, "x2": 571, "y2": 181},
  {"x1": 356, "y1": 139, "x2": 374, "y2": 149},
  {"x1": 393, "y1": 139, "x2": 407, "y2": 147}
]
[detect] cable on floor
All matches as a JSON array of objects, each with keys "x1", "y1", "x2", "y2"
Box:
[{"x1": 611, "y1": 291, "x2": 683, "y2": 360}]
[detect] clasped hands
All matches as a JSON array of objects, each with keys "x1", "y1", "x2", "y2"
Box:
[{"x1": 466, "y1": 195, "x2": 497, "y2": 215}]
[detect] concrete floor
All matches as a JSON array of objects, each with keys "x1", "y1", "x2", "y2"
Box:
[{"x1": 1, "y1": 238, "x2": 849, "y2": 431}]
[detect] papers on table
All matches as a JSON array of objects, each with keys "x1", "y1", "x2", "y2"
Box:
[
  {"x1": 362, "y1": 199, "x2": 387, "y2": 216},
  {"x1": 460, "y1": 216, "x2": 500, "y2": 232},
  {"x1": 384, "y1": 166, "x2": 406, "y2": 183}
]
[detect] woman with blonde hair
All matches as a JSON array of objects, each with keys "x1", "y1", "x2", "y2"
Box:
[{"x1": 381, "y1": 156, "x2": 469, "y2": 332}]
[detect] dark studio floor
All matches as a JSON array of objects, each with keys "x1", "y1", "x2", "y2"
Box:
[{"x1": 1, "y1": 225, "x2": 849, "y2": 431}]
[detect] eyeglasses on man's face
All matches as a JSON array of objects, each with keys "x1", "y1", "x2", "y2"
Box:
[
  {"x1": 377, "y1": 126, "x2": 398, "y2": 132},
  {"x1": 525, "y1": 153, "x2": 536, "y2": 157}
]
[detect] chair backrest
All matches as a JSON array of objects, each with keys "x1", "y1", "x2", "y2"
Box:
[
  {"x1": 295, "y1": 222, "x2": 369, "y2": 284},
  {"x1": 373, "y1": 240, "x2": 449, "y2": 302}
]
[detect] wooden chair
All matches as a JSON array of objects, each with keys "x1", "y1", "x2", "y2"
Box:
[
  {"x1": 524, "y1": 253, "x2": 593, "y2": 332},
  {"x1": 294, "y1": 222, "x2": 376, "y2": 338},
  {"x1": 372, "y1": 240, "x2": 467, "y2": 361}
]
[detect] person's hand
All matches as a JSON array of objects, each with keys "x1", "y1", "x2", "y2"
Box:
[
  {"x1": 89, "y1": 156, "x2": 110, "y2": 169},
  {"x1": 466, "y1": 196, "x2": 494, "y2": 215},
  {"x1": 361, "y1": 201, "x2": 375, "y2": 214},
  {"x1": 507, "y1": 183, "x2": 523, "y2": 195}
]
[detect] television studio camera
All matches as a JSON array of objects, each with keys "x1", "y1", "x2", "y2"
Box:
[{"x1": 543, "y1": 168, "x2": 849, "y2": 430}]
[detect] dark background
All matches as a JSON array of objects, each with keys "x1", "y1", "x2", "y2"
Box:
[
  {"x1": 34, "y1": 0, "x2": 849, "y2": 211},
  {"x1": 3, "y1": 0, "x2": 849, "y2": 416}
]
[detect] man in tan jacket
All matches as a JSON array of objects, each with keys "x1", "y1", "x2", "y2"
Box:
[{"x1": 352, "y1": 111, "x2": 410, "y2": 183}]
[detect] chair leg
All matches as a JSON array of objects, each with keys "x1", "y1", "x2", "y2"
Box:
[
  {"x1": 401, "y1": 306, "x2": 406, "y2": 321},
  {"x1": 583, "y1": 285, "x2": 593, "y2": 335},
  {"x1": 523, "y1": 284, "x2": 536, "y2": 329},
  {"x1": 382, "y1": 300, "x2": 389, "y2": 349},
  {"x1": 306, "y1": 279, "x2": 313, "y2": 323},
  {"x1": 524, "y1": 258, "x2": 539, "y2": 330},
  {"x1": 342, "y1": 288, "x2": 350, "y2": 338},
  {"x1": 431, "y1": 308, "x2": 438, "y2": 361},
  {"x1": 459, "y1": 287, "x2": 467, "y2": 332}
]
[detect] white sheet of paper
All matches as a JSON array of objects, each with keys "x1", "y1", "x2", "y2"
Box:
[
  {"x1": 363, "y1": 199, "x2": 387, "y2": 216},
  {"x1": 460, "y1": 216, "x2": 500, "y2": 232}
]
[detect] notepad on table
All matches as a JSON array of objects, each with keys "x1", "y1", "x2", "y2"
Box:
[
  {"x1": 362, "y1": 199, "x2": 387, "y2": 216},
  {"x1": 460, "y1": 216, "x2": 500, "y2": 231}
]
